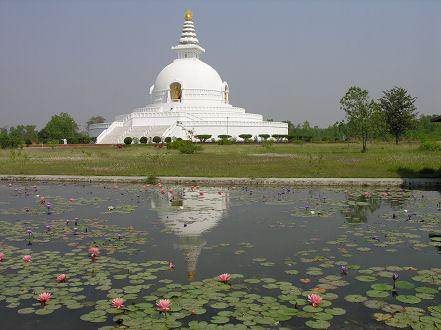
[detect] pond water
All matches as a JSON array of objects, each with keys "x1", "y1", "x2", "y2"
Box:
[{"x1": 0, "y1": 182, "x2": 440, "y2": 329}]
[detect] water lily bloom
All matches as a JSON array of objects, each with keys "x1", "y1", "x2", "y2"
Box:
[
  {"x1": 392, "y1": 273, "x2": 399, "y2": 281},
  {"x1": 364, "y1": 192, "x2": 370, "y2": 197},
  {"x1": 218, "y1": 190, "x2": 222, "y2": 195},
  {"x1": 344, "y1": 190, "x2": 348, "y2": 194},
  {"x1": 341, "y1": 266, "x2": 348, "y2": 272},
  {"x1": 113, "y1": 186, "x2": 118, "y2": 190},
  {"x1": 169, "y1": 189, "x2": 174, "y2": 194},
  {"x1": 69, "y1": 198, "x2": 75, "y2": 202},
  {"x1": 38, "y1": 292, "x2": 52, "y2": 304},
  {"x1": 56, "y1": 274, "x2": 66, "y2": 282},
  {"x1": 0, "y1": 253, "x2": 4, "y2": 261},
  {"x1": 117, "y1": 234, "x2": 123, "y2": 239},
  {"x1": 196, "y1": 186, "x2": 200, "y2": 190},
  {"x1": 73, "y1": 227, "x2": 78, "y2": 233},
  {"x1": 89, "y1": 247, "x2": 99, "y2": 257},
  {"x1": 392, "y1": 213, "x2": 396, "y2": 219},
  {"x1": 111, "y1": 297, "x2": 124, "y2": 309},
  {"x1": 169, "y1": 262, "x2": 175, "y2": 269},
  {"x1": 40, "y1": 197, "x2": 45, "y2": 202},
  {"x1": 23, "y1": 255, "x2": 32, "y2": 262},
  {"x1": 219, "y1": 273, "x2": 231, "y2": 283},
  {"x1": 158, "y1": 183, "x2": 162, "y2": 188},
  {"x1": 156, "y1": 299, "x2": 171, "y2": 312},
  {"x1": 8, "y1": 183, "x2": 12, "y2": 187},
  {"x1": 108, "y1": 206, "x2": 114, "y2": 211},
  {"x1": 142, "y1": 185, "x2": 146, "y2": 189},
  {"x1": 199, "y1": 191, "x2": 204, "y2": 196},
  {"x1": 373, "y1": 235, "x2": 379, "y2": 240},
  {"x1": 66, "y1": 219, "x2": 70, "y2": 224},
  {"x1": 307, "y1": 294, "x2": 322, "y2": 307},
  {"x1": 232, "y1": 186, "x2": 236, "y2": 190},
  {"x1": 382, "y1": 193, "x2": 388, "y2": 197},
  {"x1": 46, "y1": 225, "x2": 51, "y2": 230},
  {"x1": 161, "y1": 189, "x2": 165, "y2": 194}
]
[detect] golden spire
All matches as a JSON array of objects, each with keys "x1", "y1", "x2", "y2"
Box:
[{"x1": 184, "y1": 10, "x2": 193, "y2": 21}]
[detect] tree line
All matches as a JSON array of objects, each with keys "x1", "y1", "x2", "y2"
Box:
[{"x1": 1, "y1": 87, "x2": 439, "y2": 150}]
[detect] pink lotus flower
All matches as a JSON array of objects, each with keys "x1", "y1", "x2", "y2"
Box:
[
  {"x1": 232, "y1": 186, "x2": 236, "y2": 190},
  {"x1": 38, "y1": 292, "x2": 52, "y2": 304},
  {"x1": 199, "y1": 191, "x2": 204, "y2": 196},
  {"x1": 364, "y1": 192, "x2": 369, "y2": 197},
  {"x1": 344, "y1": 190, "x2": 348, "y2": 194},
  {"x1": 69, "y1": 198, "x2": 75, "y2": 202},
  {"x1": 0, "y1": 253, "x2": 4, "y2": 261},
  {"x1": 142, "y1": 185, "x2": 146, "y2": 189},
  {"x1": 23, "y1": 255, "x2": 32, "y2": 262},
  {"x1": 113, "y1": 186, "x2": 118, "y2": 190},
  {"x1": 196, "y1": 185, "x2": 200, "y2": 190},
  {"x1": 308, "y1": 294, "x2": 322, "y2": 307},
  {"x1": 382, "y1": 192, "x2": 388, "y2": 197},
  {"x1": 111, "y1": 297, "x2": 124, "y2": 309},
  {"x1": 40, "y1": 197, "x2": 45, "y2": 202},
  {"x1": 56, "y1": 274, "x2": 66, "y2": 282},
  {"x1": 156, "y1": 299, "x2": 171, "y2": 312},
  {"x1": 169, "y1": 262, "x2": 175, "y2": 269},
  {"x1": 89, "y1": 247, "x2": 99, "y2": 257},
  {"x1": 190, "y1": 185, "x2": 194, "y2": 190},
  {"x1": 218, "y1": 190, "x2": 222, "y2": 195},
  {"x1": 219, "y1": 273, "x2": 231, "y2": 283},
  {"x1": 8, "y1": 183, "x2": 12, "y2": 187},
  {"x1": 169, "y1": 189, "x2": 174, "y2": 194}
]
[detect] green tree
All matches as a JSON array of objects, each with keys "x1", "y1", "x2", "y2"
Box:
[
  {"x1": 152, "y1": 136, "x2": 161, "y2": 143},
  {"x1": 195, "y1": 135, "x2": 212, "y2": 143},
  {"x1": 238, "y1": 134, "x2": 252, "y2": 142},
  {"x1": 379, "y1": 87, "x2": 418, "y2": 144},
  {"x1": 40, "y1": 113, "x2": 79, "y2": 142},
  {"x1": 258, "y1": 134, "x2": 270, "y2": 141},
  {"x1": 123, "y1": 137, "x2": 133, "y2": 145},
  {"x1": 86, "y1": 115, "x2": 106, "y2": 131},
  {"x1": 340, "y1": 86, "x2": 384, "y2": 152},
  {"x1": 140, "y1": 136, "x2": 147, "y2": 144}
]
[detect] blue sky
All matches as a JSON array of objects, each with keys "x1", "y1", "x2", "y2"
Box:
[{"x1": 0, "y1": 0, "x2": 440, "y2": 130}]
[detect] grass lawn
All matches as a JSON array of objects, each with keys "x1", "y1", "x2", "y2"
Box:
[{"x1": 0, "y1": 142, "x2": 440, "y2": 178}]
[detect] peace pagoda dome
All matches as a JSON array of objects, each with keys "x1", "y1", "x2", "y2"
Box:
[{"x1": 95, "y1": 10, "x2": 287, "y2": 144}]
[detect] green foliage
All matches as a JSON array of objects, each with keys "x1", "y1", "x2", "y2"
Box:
[
  {"x1": 196, "y1": 135, "x2": 212, "y2": 142},
  {"x1": 86, "y1": 115, "x2": 106, "y2": 131},
  {"x1": 167, "y1": 140, "x2": 202, "y2": 154},
  {"x1": 217, "y1": 138, "x2": 233, "y2": 145},
  {"x1": 379, "y1": 86, "x2": 418, "y2": 144},
  {"x1": 419, "y1": 141, "x2": 440, "y2": 152},
  {"x1": 271, "y1": 134, "x2": 286, "y2": 142},
  {"x1": 25, "y1": 138, "x2": 32, "y2": 146},
  {"x1": 164, "y1": 137, "x2": 172, "y2": 143},
  {"x1": 140, "y1": 136, "x2": 147, "y2": 144},
  {"x1": 218, "y1": 135, "x2": 231, "y2": 140},
  {"x1": 0, "y1": 134, "x2": 10, "y2": 149},
  {"x1": 39, "y1": 113, "x2": 79, "y2": 142},
  {"x1": 258, "y1": 134, "x2": 270, "y2": 141},
  {"x1": 238, "y1": 134, "x2": 252, "y2": 142},
  {"x1": 340, "y1": 86, "x2": 385, "y2": 152},
  {"x1": 123, "y1": 137, "x2": 133, "y2": 145},
  {"x1": 152, "y1": 136, "x2": 161, "y2": 143},
  {"x1": 262, "y1": 140, "x2": 274, "y2": 151}
]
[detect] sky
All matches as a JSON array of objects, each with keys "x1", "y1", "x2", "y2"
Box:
[{"x1": 0, "y1": 0, "x2": 440, "y2": 131}]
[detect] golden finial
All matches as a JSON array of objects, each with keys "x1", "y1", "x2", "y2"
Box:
[{"x1": 184, "y1": 10, "x2": 193, "y2": 21}]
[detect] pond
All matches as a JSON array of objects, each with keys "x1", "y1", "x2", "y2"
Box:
[{"x1": 0, "y1": 181, "x2": 440, "y2": 329}]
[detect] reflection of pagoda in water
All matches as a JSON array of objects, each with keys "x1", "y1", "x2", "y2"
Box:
[{"x1": 151, "y1": 189, "x2": 228, "y2": 280}]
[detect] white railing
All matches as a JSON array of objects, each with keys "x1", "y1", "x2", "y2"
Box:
[
  {"x1": 96, "y1": 121, "x2": 123, "y2": 144},
  {"x1": 161, "y1": 123, "x2": 176, "y2": 138}
]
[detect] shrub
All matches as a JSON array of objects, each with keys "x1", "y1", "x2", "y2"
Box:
[
  {"x1": 259, "y1": 134, "x2": 270, "y2": 141},
  {"x1": 0, "y1": 134, "x2": 10, "y2": 149},
  {"x1": 123, "y1": 137, "x2": 133, "y2": 145},
  {"x1": 239, "y1": 134, "x2": 252, "y2": 142},
  {"x1": 167, "y1": 140, "x2": 202, "y2": 154},
  {"x1": 217, "y1": 138, "x2": 233, "y2": 145},
  {"x1": 25, "y1": 138, "x2": 32, "y2": 146},
  {"x1": 419, "y1": 141, "x2": 440, "y2": 151},
  {"x1": 153, "y1": 136, "x2": 161, "y2": 143},
  {"x1": 196, "y1": 134, "x2": 212, "y2": 142},
  {"x1": 164, "y1": 137, "x2": 172, "y2": 143},
  {"x1": 140, "y1": 136, "x2": 147, "y2": 144},
  {"x1": 218, "y1": 135, "x2": 231, "y2": 140}
]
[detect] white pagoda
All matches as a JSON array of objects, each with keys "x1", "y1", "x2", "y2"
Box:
[{"x1": 96, "y1": 10, "x2": 287, "y2": 144}]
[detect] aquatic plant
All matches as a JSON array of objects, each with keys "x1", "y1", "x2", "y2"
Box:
[
  {"x1": 37, "y1": 292, "x2": 52, "y2": 305},
  {"x1": 218, "y1": 273, "x2": 231, "y2": 283},
  {"x1": 156, "y1": 299, "x2": 171, "y2": 312},
  {"x1": 22, "y1": 255, "x2": 32, "y2": 262},
  {"x1": 111, "y1": 298, "x2": 124, "y2": 309},
  {"x1": 308, "y1": 294, "x2": 322, "y2": 307},
  {"x1": 56, "y1": 274, "x2": 66, "y2": 283}
]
